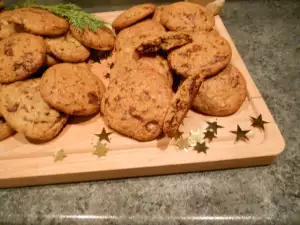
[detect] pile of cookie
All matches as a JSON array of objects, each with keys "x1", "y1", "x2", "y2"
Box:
[
  {"x1": 0, "y1": 7, "x2": 114, "y2": 141},
  {"x1": 0, "y1": 1, "x2": 247, "y2": 143},
  {"x1": 101, "y1": 2, "x2": 247, "y2": 141}
]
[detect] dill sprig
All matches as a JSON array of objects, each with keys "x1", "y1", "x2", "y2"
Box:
[{"x1": 6, "y1": 0, "x2": 109, "y2": 32}]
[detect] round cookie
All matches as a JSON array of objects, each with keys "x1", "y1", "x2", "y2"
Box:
[
  {"x1": 115, "y1": 19, "x2": 165, "y2": 52},
  {"x1": 152, "y1": 5, "x2": 165, "y2": 23},
  {"x1": 70, "y1": 25, "x2": 115, "y2": 50},
  {"x1": 40, "y1": 63, "x2": 105, "y2": 116},
  {"x1": 0, "y1": 79, "x2": 68, "y2": 141},
  {"x1": 163, "y1": 75, "x2": 202, "y2": 137},
  {"x1": 168, "y1": 31, "x2": 232, "y2": 78},
  {"x1": 46, "y1": 32, "x2": 90, "y2": 63},
  {"x1": 0, "y1": 33, "x2": 46, "y2": 84},
  {"x1": 192, "y1": 65, "x2": 247, "y2": 116},
  {"x1": 9, "y1": 8, "x2": 69, "y2": 36},
  {"x1": 112, "y1": 4, "x2": 156, "y2": 30},
  {"x1": 0, "y1": 114, "x2": 14, "y2": 141},
  {"x1": 160, "y1": 2, "x2": 215, "y2": 32},
  {"x1": 0, "y1": 11, "x2": 22, "y2": 40},
  {"x1": 101, "y1": 69, "x2": 172, "y2": 141}
]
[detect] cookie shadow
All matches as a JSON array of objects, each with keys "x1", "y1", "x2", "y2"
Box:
[{"x1": 68, "y1": 114, "x2": 98, "y2": 125}]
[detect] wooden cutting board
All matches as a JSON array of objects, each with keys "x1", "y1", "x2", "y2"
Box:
[{"x1": 0, "y1": 11, "x2": 285, "y2": 188}]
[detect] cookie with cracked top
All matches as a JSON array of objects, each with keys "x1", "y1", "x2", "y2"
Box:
[
  {"x1": 167, "y1": 31, "x2": 231, "y2": 78},
  {"x1": 192, "y1": 65, "x2": 247, "y2": 116}
]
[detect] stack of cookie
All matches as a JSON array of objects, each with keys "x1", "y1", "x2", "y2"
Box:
[
  {"x1": 101, "y1": 1, "x2": 247, "y2": 141},
  {"x1": 0, "y1": 7, "x2": 114, "y2": 141}
]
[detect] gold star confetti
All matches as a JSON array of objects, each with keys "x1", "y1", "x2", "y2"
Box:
[
  {"x1": 175, "y1": 136, "x2": 189, "y2": 151},
  {"x1": 95, "y1": 128, "x2": 113, "y2": 143},
  {"x1": 230, "y1": 125, "x2": 250, "y2": 142},
  {"x1": 188, "y1": 129, "x2": 204, "y2": 147},
  {"x1": 194, "y1": 142, "x2": 208, "y2": 154},
  {"x1": 251, "y1": 114, "x2": 269, "y2": 131},
  {"x1": 173, "y1": 130, "x2": 184, "y2": 141},
  {"x1": 204, "y1": 130, "x2": 217, "y2": 142},
  {"x1": 206, "y1": 121, "x2": 223, "y2": 134},
  {"x1": 93, "y1": 141, "x2": 108, "y2": 158},
  {"x1": 53, "y1": 149, "x2": 67, "y2": 162}
]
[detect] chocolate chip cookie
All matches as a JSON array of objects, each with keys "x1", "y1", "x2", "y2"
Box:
[
  {"x1": 0, "y1": 79, "x2": 68, "y2": 141},
  {"x1": 70, "y1": 25, "x2": 115, "y2": 50},
  {"x1": 40, "y1": 63, "x2": 105, "y2": 116},
  {"x1": 163, "y1": 75, "x2": 202, "y2": 137},
  {"x1": 0, "y1": 11, "x2": 21, "y2": 40},
  {"x1": 113, "y1": 4, "x2": 156, "y2": 30},
  {"x1": 101, "y1": 69, "x2": 172, "y2": 141},
  {"x1": 152, "y1": 5, "x2": 165, "y2": 23},
  {"x1": 192, "y1": 65, "x2": 247, "y2": 116},
  {"x1": 46, "y1": 32, "x2": 90, "y2": 63},
  {"x1": 168, "y1": 31, "x2": 231, "y2": 78},
  {"x1": 0, "y1": 33, "x2": 46, "y2": 83},
  {"x1": 160, "y1": 2, "x2": 215, "y2": 32},
  {"x1": 9, "y1": 8, "x2": 69, "y2": 36}
]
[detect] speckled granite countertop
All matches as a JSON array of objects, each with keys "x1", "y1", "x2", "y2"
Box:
[{"x1": 1, "y1": 0, "x2": 299, "y2": 224}]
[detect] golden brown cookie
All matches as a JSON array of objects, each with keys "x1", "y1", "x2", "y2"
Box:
[
  {"x1": 46, "y1": 32, "x2": 90, "y2": 63},
  {"x1": 115, "y1": 19, "x2": 165, "y2": 52},
  {"x1": 101, "y1": 69, "x2": 172, "y2": 141},
  {"x1": 135, "y1": 31, "x2": 192, "y2": 53},
  {"x1": 0, "y1": 33, "x2": 46, "y2": 83},
  {"x1": 163, "y1": 75, "x2": 202, "y2": 137},
  {"x1": 0, "y1": 11, "x2": 22, "y2": 40},
  {"x1": 40, "y1": 63, "x2": 105, "y2": 116},
  {"x1": 152, "y1": 5, "x2": 165, "y2": 23},
  {"x1": 168, "y1": 31, "x2": 231, "y2": 78},
  {"x1": 192, "y1": 65, "x2": 247, "y2": 116},
  {"x1": 160, "y1": 2, "x2": 215, "y2": 32},
  {"x1": 0, "y1": 114, "x2": 14, "y2": 141},
  {"x1": 44, "y1": 54, "x2": 59, "y2": 67},
  {"x1": 0, "y1": 79, "x2": 68, "y2": 141},
  {"x1": 70, "y1": 25, "x2": 115, "y2": 50},
  {"x1": 113, "y1": 4, "x2": 156, "y2": 30},
  {"x1": 9, "y1": 8, "x2": 69, "y2": 36}
]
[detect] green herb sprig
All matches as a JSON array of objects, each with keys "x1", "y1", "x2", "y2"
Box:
[{"x1": 7, "y1": 0, "x2": 109, "y2": 32}]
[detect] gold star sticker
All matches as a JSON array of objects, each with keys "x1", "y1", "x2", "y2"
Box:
[
  {"x1": 188, "y1": 129, "x2": 204, "y2": 147},
  {"x1": 230, "y1": 125, "x2": 250, "y2": 142},
  {"x1": 93, "y1": 142, "x2": 108, "y2": 158},
  {"x1": 251, "y1": 114, "x2": 269, "y2": 131},
  {"x1": 53, "y1": 149, "x2": 67, "y2": 162},
  {"x1": 175, "y1": 136, "x2": 189, "y2": 151},
  {"x1": 173, "y1": 130, "x2": 184, "y2": 141},
  {"x1": 95, "y1": 128, "x2": 113, "y2": 143},
  {"x1": 194, "y1": 142, "x2": 208, "y2": 154},
  {"x1": 204, "y1": 130, "x2": 217, "y2": 142},
  {"x1": 206, "y1": 121, "x2": 224, "y2": 134}
]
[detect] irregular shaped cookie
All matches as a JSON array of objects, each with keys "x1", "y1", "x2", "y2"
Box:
[
  {"x1": 113, "y1": 4, "x2": 156, "y2": 30},
  {"x1": 192, "y1": 65, "x2": 247, "y2": 116},
  {"x1": 46, "y1": 32, "x2": 90, "y2": 63},
  {"x1": 0, "y1": 33, "x2": 46, "y2": 83},
  {"x1": 70, "y1": 25, "x2": 115, "y2": 50},
  {"x1": 9, "y1": 8, "x2": 69, "y2": 36},
  {"x1": 161, "y1": 2, "x2": 215, "y2": 32},
  {"x1": 152, "y1": 5, "x2": 165, "y2": 23},
  {"x1": 163, "y1": 75, "x2": 202, "y2": 137},
  {"x1": 40, "y1": 63, "x2": 105, "y2": 116},
  {"x1": 101, "y1": 69, "x2": 172, "y2": 141},
  {"x1": 168, "y1": 31, "x2": 231, "y2": 78},
  {"x1": 136, "y1": 31, "x2": 192, "y2": 53},
  {"x1": 0, "y1": 114, "x2": 14, "y2": 141},
  {"x1": 115, "y1": 19, "x2": 165, "y2": 52},
  {"x1": 0, "y1": 79, "x2": 68, "y2": 141}
]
